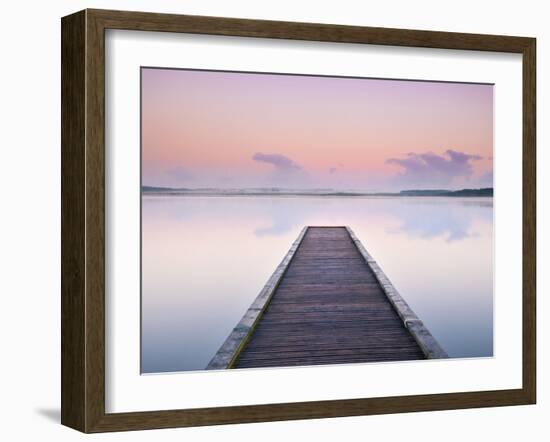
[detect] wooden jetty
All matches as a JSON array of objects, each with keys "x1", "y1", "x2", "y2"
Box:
[{"x1": 207, "y1": 226, "x2": 447, "y2": 370}]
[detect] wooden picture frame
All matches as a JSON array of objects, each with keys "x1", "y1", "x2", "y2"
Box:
[{"x1": 61, "y1": 8, "x2": 536, "y2": 433}]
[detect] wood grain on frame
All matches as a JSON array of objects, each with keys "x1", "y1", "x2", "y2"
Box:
[
  {"x1": 61, "y1": 8, "x2": 536, "y2": 433},
  {"x1": 61, "y1": 9, "x2": 86, "y2": 431}
]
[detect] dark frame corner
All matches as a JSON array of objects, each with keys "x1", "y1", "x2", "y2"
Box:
[{"x1": 61, "y1": 8, "x2": 536, "y2": 433}]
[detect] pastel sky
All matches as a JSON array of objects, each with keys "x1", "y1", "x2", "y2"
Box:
[{"x1": 142, "y1": 68, "x2": 493, "y2": 191}]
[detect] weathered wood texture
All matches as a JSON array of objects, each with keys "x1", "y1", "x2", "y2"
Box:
[
  {"x1": 345, "y1": 227, "x2": 447, "y2": 359},
  {"x1": 61, "y1": 10, "x2": 87, "y2": 431},
  {"x1": 233, "y1": 227, "x2": 426, "y2": 368},
  {"x1": 207, "y1": 228, "x2": 308, "y2": 369}
]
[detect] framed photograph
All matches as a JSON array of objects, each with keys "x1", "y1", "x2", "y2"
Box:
[{"x1": 61, "y1": 9, "x2": 536, "y2": 433}]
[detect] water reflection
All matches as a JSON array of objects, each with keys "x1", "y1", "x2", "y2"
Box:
[
  {"x1": 384, "y1": 198, "x2": 492, "y2": 242},
  {"x1": 142, "y1": 196, "x2": 493, "y2": 373}
]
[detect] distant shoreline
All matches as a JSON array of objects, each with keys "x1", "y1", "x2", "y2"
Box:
[{"x1": 141, "y1": 186, "x2": 493, "y2": 198}]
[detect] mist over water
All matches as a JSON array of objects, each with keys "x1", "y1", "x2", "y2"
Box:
[{"x1": 141, "y1": 195, "x2": 493, "y2": 373}]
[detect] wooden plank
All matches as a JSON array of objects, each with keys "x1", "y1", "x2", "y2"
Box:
[
  {"x1": 345, "y1": 227, "x2": 448, "y2": 359},
  {"x1": 223, "y1": 226, "x2": 447, "y2": 369},
  {"x1": 206, "y1": 227, "x2": 309, "y2": 369}
]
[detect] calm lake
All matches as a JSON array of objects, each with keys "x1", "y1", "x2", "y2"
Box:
[{"x1": 141, "y1": 196, "x2": 493, "y2": 373}]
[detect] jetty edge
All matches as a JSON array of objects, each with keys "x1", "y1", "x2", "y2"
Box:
[
  {"x1": 344, "y1": 226, "x2": 448, "y2": 359},
  {"x1": 206, "y1": 226, "x2": 447, "y2": 370},
  {"x1": 206, "y1": 227, "x2": 308, "y2": 370}
]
